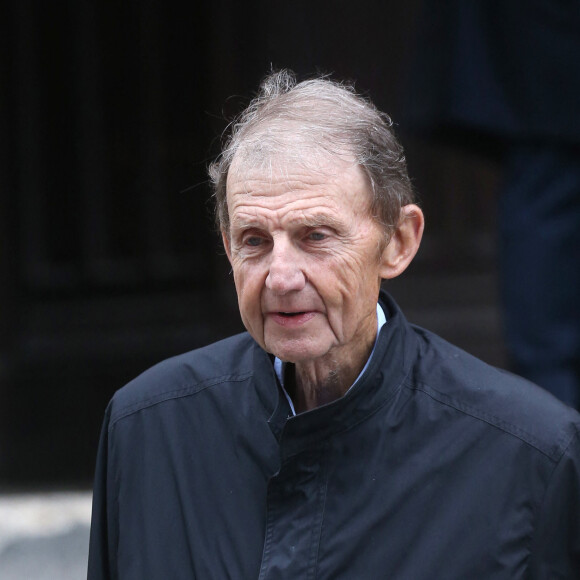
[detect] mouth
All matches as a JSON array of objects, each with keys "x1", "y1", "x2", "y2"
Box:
[{"x1": 267, "y1": 310, "x2": 317, "y2": 327}]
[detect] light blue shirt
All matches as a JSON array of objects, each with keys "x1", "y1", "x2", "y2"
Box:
[{"x1": 274, "y1": 303, "x2": 387, "y2": 416}]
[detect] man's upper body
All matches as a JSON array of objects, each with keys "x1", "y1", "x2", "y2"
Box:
[
  {"x1": 88, "y1": 71, "x2": 580, "y2": 578},
  {"x1": 88, "y1": 292, "x2": 580, "y2": 579}
]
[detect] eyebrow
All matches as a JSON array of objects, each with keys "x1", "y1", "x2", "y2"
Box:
[
  {"x1": 296, "y1": 214, "x2": 346, "y2": 230},
  {"x1": 231, "y1": 212, "x2": 347, "y2": 232}
]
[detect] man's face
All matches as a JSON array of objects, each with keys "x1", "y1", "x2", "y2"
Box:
[{"x1": 223, "y1": 154, "x2": 388, "y2": 365}]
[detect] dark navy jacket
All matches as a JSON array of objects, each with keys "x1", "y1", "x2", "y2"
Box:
[{"x1": 88, "y1": 292, "x2": 580, "y2": 579}]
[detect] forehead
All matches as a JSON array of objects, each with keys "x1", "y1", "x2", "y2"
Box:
[{"x1": 226, "y1": 147, "x2": 373, "y2": 219}]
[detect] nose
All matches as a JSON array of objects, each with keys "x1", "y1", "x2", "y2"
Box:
[{"x1": 265, "y1": 239, "x2": 306, "y2": 295}]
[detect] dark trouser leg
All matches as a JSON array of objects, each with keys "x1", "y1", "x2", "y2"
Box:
[{"x1": 499, "y1": 142, "x2": 580, "y2": 409}]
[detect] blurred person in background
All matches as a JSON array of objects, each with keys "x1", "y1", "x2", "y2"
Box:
[{"x1": 404, "y1": 0, "x2": 580, "y2": 409}]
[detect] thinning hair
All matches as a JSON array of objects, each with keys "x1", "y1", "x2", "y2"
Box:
[{"x1": 208, "y1": 70, "x2": 415, "y2": 236}]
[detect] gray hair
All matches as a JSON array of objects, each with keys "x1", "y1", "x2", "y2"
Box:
[{"x1": 208, "y1": 70, "x2": 415, "y2": 236}]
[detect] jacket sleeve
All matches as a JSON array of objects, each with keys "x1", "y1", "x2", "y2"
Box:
[
  {"x1": 528, "y1": 430, "x2": 580, "y2": 578},
  {"x1": 87, "y1": 404, "x2": 117, "y2": 580}
]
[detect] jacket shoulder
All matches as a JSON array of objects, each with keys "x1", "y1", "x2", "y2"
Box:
[
  {"x1": 108, "y1": 332, "x2": 257, "y2": 425},
  {"x1": 409, "y1": 325, "x2": 580, "y2": 461}
]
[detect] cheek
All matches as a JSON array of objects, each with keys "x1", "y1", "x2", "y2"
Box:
[
  {"x1": 319, "y1": 255, "x2": 382, "y2": 329},
  {"x1": 323, "y1": 252, "x2": 377, "y2": 299},
  {"x1": 233, "y1": 266, "x2": 263, "y2": 317}
]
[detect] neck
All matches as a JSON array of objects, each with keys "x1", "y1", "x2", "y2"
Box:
[{"x1": 290, "y1": 333, "x2": 376, "y2": 413}]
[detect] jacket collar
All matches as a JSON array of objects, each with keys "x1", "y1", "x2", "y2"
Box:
[{"x1": 259, "y1": 290, "x2": 418, "y2": 458}]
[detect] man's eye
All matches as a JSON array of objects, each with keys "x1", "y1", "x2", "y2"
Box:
[
  {"x1": 245, "y1": 236, "x2": 263, "y2": 247},
  {"x1": 308, "y1": 231, "x2": 326, "y2": 242}
]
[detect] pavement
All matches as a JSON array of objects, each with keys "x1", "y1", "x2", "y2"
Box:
[{"x1": 0, "y1": 491, "x2": 92, "y2": 580}]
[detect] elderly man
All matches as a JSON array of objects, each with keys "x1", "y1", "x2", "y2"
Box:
[{"x1": 88, "y1": 71, "x2": 580, "y2": 579}]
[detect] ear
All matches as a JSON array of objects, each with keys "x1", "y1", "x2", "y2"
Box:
[
  {"x1": 221, "y1": 230, "x2": 233, "y2": 265},
  {"x1": 379, "y1": 204, "x2": 424, "y2": 280}
]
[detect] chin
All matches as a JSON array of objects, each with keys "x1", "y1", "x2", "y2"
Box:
[{"x1": 266, "y1": 339, "x2": 330, "y2": 364}]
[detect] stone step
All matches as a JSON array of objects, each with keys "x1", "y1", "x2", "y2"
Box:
[{"x1": 0, "y1": 492, "x2": 91, "y2": 580}]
